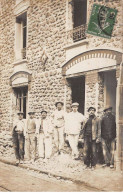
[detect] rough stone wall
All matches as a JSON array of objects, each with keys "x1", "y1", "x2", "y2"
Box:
[
  {"x1": 27, "y1": 0, "x2": 67, "y2": 116},
  {"x1": 66, "y1": 0, "x2": 122, "y2": 51},
  {"x1": 0, "y1": 0, "x2": 67, "y2": 155},
  {"x1": 85, "y1": 71, "x2": 98, "y2": 115},
  {"x1": 0, "y1": 0, "x2": 122, "y2": 156},
  {"x1": 98, "y1": 72, "x2": 105, "y2": 117},
  {"x1": 0, "y1": 0, "x2": 15, "y2": 155},
  {"x1": 87, "y1": 0, "x2": 123, "y2": 51}
]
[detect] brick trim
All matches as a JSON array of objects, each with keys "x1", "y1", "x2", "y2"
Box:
[{"x1": 62, "y1": 49, "x2": 122, "y2": 76}]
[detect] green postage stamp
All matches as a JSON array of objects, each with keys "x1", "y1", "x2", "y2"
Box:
[{"x1": 86, "y1": 4, "x2": 117, "y2": 39}]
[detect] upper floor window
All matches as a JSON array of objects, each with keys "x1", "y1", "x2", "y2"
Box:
[
  {"x1": 67, "y1": 0, "x2": 87, "y2": 43},
  {"x1": 73, "y1": 0, "x2": 87, "y2": 42},
  {"x1": 15, "y1": 12, "x2": 27, "y2": 60},
  {"x1": 73, "y1": 0, "x2": 87, "y2": 28}
]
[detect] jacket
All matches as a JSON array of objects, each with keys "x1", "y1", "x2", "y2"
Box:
[
  {"x1": 36, "y1": 117, "x2": 53, "y2": 138},
  {"x1": 101, "y1": 114, "x2": 116, "y2": 140},
  {"x1": 65, "y1": 111, "x2": 85, "y2": 134},
  {"x1": 82, "y1": 115, "x2": 101, "y2": 141}
]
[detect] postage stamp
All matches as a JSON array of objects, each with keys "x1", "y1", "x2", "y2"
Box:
[{"x1": 86, "y1": 4, "x2": 118, "y2": 39}]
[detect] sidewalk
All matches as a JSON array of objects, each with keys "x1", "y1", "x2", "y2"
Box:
[{"x1": 0, "y1": 152, "x2": 123, "y2": 192}]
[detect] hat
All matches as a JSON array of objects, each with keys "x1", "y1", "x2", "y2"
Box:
[
  {"x1": 17, "y1": 111, "x2": 24, "y2": 115},
  {"x1": 41, "y1": 110, "x2": 47, "y2": 114},
  {"x1": 55, "y1": 101, "x2": 64, "y2": 107},
  {"x1": 103, "y1": 106, "x2": 112, "y2": 112},
  {"x1": 28, "y1": 110, "x2": 35, "y2": 114},
  {"x1": 88, "y1": 107, "x2": 96, "y2": 112},
  {"x1": 71, "y1": 102, "x2": 79, "y2": 107}
]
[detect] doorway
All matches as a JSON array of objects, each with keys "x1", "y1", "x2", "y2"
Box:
[
  {"x1": 104, "y1": 70, "x2": 116, "y2": 115},
  {"x1": 68, "y1": 76, "x2": 85, "y2": 114}
]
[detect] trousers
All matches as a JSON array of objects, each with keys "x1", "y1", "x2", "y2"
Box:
[
  {"x1": 39, "y1": 133, "x2": 52, "y2": 158},
  {"x1": 25, "y1": 133, "x2": 36, "y2": 160},
  {"x1": 68, "y1": 134, "x2": 79, "y2": 157},
  {"x1": 54, "y1": 126, "x2": 64, "y2": 152},
  {"x1": 12, "y1": 131, "x2": 24, "y2": 160},
  {"x1": 84, "y1": 137, "x2": 97, "y2": 167},
  {"x1": 101, "y1": 138, "x2": 115, "y2": 165}
]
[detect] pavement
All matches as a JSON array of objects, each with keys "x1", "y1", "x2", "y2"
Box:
[
  {"x1": 0, "y1": 152, "x2": 123, "y2": 192},
  {"x1": 0, "y1": 161, "x2": 96, "y2": 192}
]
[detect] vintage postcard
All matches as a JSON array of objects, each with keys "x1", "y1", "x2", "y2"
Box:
[{"x1": 0, "y1": 0, "x2": 123, "y2": 192}]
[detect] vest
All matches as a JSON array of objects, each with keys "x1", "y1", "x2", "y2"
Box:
[{"x1": 27, "y1": 119, "x2": 36, "y2": 134}]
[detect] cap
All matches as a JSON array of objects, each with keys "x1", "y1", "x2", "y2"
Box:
[
  {"x1": 41, "y1": 110, "x2": 47, "y2": 114},
  {"x1": 88, "y1": 107, "x2": 96, "y2": 112},
  {"x1": 28, "y1": 110, "x2": 35, "y2": 114},
  {"x1": 103, "y1": 106, "x2": 112, "y2": 112},
  {"x1": 55, "y1": 101, "x2": 64, "y2": 107},
  {"x1": 71, "y1": 102, "x2": 79, "y2": 107},
  {"x1": 17, "y1": 111, "x2": 24, "y2": 115}
]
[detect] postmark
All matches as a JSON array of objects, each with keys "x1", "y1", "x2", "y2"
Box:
[{"x1": 86, "y1": 4, "x2": 117, "y2": 39}]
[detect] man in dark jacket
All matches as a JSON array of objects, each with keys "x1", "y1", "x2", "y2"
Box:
[
  {"x1": 101, "y1": 106, "x2": 116, "y2": 169},
  {"x1": 82, "y1": 107, "x2": 101, "y2": 170}
]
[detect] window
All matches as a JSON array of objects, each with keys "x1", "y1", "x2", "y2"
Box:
[
  {"x1": 73, "y1": 0, "x2": 87, "y2": 42},
  {"x1": 15, "y1": 87, "x2": 28, "y2": 119},
  {"x1": 15, "y1": 12, "x2": 27, "y2": 60},
  {"x1": 73, "y1": 0, "x2": 87, "y2": 28}
]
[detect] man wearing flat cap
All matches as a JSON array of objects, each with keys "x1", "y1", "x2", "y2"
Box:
[
  {"x1": 24, "y1": 110, "x2": 37, "y2": 163},
  {"x1": 82, "y1": 107, "x2": 101, "y2": 170},
  {"x1": 37, "y1": 110, "x2": 53, "y2": 160},
  {"x1": 52, "y1": 101, "x2": 64, "y2": 155},
  {"x1": 12, "y1": 111, "x2": 25, "y2": 164},
  {"x1": 101, "y1": 106, "x2": 116, "y2": 168},
  {"x1": 66, "y1": 102, "x2": 85, "y2": 160}
]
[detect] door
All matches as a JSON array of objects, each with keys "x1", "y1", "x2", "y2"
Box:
[
  {"x1": 69, "y1": 76, "x2": 85, "y2": 114},
  {"x1": 104, "y1": 70, "x2": 116, "y2": 115}
]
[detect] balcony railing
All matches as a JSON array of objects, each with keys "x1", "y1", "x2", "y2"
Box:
[
  {"x1": 66, "y1": 24, "x2": 86, "y2": 44},
  {"x1": 21, "y1": 48, "x2": 26, "y2": 59}
]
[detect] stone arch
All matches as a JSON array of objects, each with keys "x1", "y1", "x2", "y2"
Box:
[
  {"x1": 10, "y1": 69, "x2": 32, "y2": 87},
  {"x1": 62, "y1": 49, "x2": 122, "y2": 76}
]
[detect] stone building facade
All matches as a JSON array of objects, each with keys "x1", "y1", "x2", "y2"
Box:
[{"x1": 0, "y1": 0, "x2": 123, "y2": 170}]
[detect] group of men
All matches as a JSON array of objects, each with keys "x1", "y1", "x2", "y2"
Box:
[{"x1": 12, "y1": 101, "x2": 116, "y2": 170}]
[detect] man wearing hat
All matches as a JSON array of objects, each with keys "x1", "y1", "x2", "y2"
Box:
[
  {"x1": 52, "y1": 101, "x2": 64, "y2": 155},
  {"x1": 82, "y1": 107, "x2": 101, "y2": 169},
  {"x1": 37, "y1": 110, "x2": 53, "y2": 160},
  {"x1": 101, "y1": 106, "x2": 116, "y2": 168},
  {"x1": 12, "y1": 111, "x2": 25, "y2": 164},
  {"x1": 66, "y1": 102, "x2": 85, "y2": 160},
  {"x1": 24, "y1": 110, "x2": 37, "y2": 162}
]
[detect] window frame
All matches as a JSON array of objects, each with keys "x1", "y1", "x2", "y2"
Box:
[{"x1": 15, "y1": 11, "x2": 27, "y2": 61}]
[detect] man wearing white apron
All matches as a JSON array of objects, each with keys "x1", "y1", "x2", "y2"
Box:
[{"x1": 67, "y1": 102, "x2": 85, "y2": 160}]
